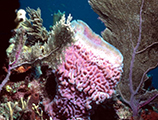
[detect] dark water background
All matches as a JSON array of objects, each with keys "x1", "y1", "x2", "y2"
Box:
[
  {"x1": 19, "y1": 0, "x2": 105, "y2": 35},
  {"x1": 19, "y1": 0, "x2": 158, "y2": 89}
]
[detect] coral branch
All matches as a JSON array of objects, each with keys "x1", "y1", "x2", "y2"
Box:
[
  {"x1": 129, "y1": 0, "x2": 144, "y2": 95},
  {"x1": 0, "y1": 67, "x2": 11, "y2": 91},
  {"x1": 136, "y1": 42, "x2": 158, "y2": 54},
  {"x1": 9, "y1": 31, "x2": 24, "y2": 67},
  {"x1": 138, "y1": 93, "x2": 158, "y2": 109}
]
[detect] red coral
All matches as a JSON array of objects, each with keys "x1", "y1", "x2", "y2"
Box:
[{"x1": 44, "y1": 20, "x2": 123, "y2": 119}]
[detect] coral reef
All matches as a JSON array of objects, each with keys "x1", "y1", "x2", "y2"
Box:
[
  {"x1": 89, "y1": 0, "x2": 158, "y2": 118},
  {"x1": 0, "y1": 7, "x2": 75, "y2": 92},
  {"x1": 0, "y1": 8, "x2": 74, "y2": 119},
  {"x1": 3, "y1": 0, "x2": 158, "y2": 118},
  {"x1": 0, "y1": 79, "x2": 45, "y2": 120},
  {"x1": 0, "y1": 7, "x2": 123, "y2": 119}
]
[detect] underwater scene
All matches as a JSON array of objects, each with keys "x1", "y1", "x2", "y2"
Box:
[{"x1": 0, "y1": 0, "x2": 158, "y2": 120}]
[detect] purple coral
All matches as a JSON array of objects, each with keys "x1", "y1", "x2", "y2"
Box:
[{"x1": 44, "y1": 20, "x2": 123, "y2": 119}]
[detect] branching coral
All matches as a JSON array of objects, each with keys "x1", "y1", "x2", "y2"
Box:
[
  {"x1": 89, "y1": 0, "x2": 158, "y2": 118},
  {"x1": 0, "y1": 101, "x2": 20, "y2": 120},
  {"x1": 22, "y1": 7, "x2": 48, "y2": 45},
  {"x1": 0, "y1": 96, "x2": 43, "y2": 120}
]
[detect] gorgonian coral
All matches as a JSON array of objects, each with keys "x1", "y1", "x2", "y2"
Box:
[{"x1": 89, "y1": 0, "x2": 158, "y2": 118}]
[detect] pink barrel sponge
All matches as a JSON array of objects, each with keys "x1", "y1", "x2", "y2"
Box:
[
  {"x1": 58, "y1": 20, "x2": 123, "y2": 104},
  {"x1": 45, "y1": 20, "x2": 123, "y2": 119}
]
